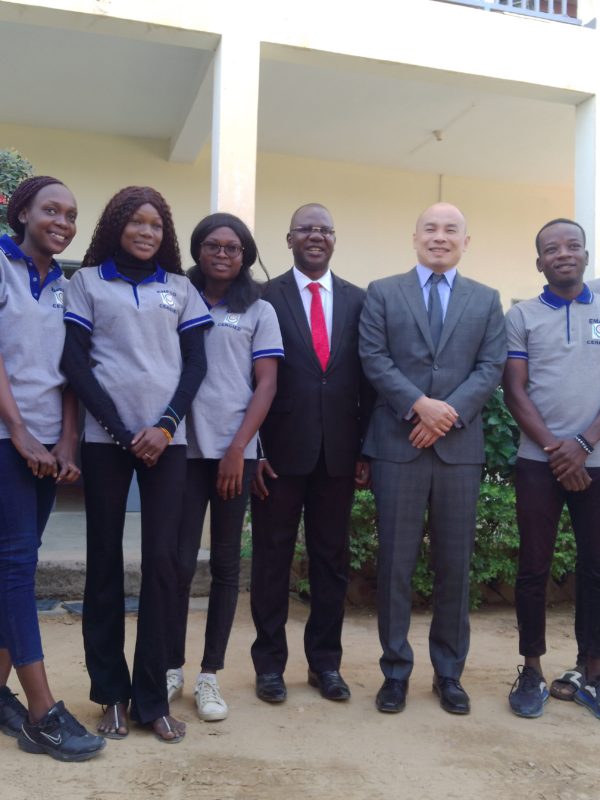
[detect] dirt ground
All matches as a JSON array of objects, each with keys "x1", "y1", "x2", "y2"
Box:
[{"x1": 1, "y1": 594, "x2": 598, "y2": 800}]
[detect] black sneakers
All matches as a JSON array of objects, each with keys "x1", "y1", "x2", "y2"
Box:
[
  {"x1": 0, "y1": 685, "x2": 28, "y2": 738},
  {"x1": 17, "y1": 701, "x2": 106, "y2": 761}
]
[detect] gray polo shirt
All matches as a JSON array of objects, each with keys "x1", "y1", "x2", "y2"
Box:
[
  {"x1": 0, "y1": 235, "x2": 68, "y2": 443},
  {"x1": 187, "y1": 298, "x2": 284, "y2": 459},
  {"x1": 506, "y1": 283, "x2": 600, "y2": 466},
  {"x1": 64, "y1": 260, "x2": 212, "y2": 445}
]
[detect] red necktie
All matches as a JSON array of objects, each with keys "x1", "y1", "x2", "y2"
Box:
[{"x1": 308, "y1": 282, "x2": 330, "y2": 371}]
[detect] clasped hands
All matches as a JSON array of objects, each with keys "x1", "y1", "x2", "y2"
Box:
[
  {"x1": 408, "y1": 396, "x2": 459, "y2": 449},
  {"x1": 130, "y1": 426, "x2": 169, "y2": 468},
  {"x1": 544, "y1": 439, "x2": 591, "y2": 492},
  {"x1": 11, "y1": 423, "x2": 80, "y2": 483}
]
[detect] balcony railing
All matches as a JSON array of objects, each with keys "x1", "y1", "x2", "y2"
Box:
[{"x1": 435, "y1": 0, "x2": 581, "y2": 24}]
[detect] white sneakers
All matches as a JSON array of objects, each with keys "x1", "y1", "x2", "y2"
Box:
[
  {"x1": 166, "y1": 668, "x2": 184, "y2": 702},
  {"x1": 194, "y1": 674, "x2": 228, "y2": 721},
  {"x1": 166, "y1": 669, "x2": 228, "y2": 721}
]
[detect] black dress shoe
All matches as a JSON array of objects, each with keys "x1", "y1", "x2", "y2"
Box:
[
  {"x1": 256, "y1": 673, "x2": 287, "y2": 703},
  {"x1": 433, "y1": 675, "x2": 470, "y2": 715},
  {"x1": 375, "y1": 678, "x2": 408, "y2": 713},
  {"x1": 307, "y1": 669, "x2": 351, "y2": 701}
]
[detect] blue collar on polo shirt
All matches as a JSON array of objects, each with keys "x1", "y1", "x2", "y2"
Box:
[
  {"x1": 200, "y1": 290, "x2": 227, "y2": 311},
  {"x1": 98, "y1": 258, "x2": 168, "y2": 285},
  {"x1": 539, "y1": 283, "x2": 593, "y2": 309},
  {"x1": 0, "y1": 233, "x2": 63, "y2": 300}
]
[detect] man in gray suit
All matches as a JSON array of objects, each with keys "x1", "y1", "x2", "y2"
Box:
[{"x1": 359, "y1": 203, "x2": 505, "y2": 714}]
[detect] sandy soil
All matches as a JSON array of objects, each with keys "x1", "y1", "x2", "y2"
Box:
[{"x1": 1, "y1": 595, "x2": 597, "y2": 800}]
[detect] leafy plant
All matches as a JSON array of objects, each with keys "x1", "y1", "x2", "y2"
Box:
[
  {"x1": 482, "y1": 387, "x2": 520, "y2": 482},
  {"x1": 0, "y1": 149, "x2": 34, "y2": 236}
]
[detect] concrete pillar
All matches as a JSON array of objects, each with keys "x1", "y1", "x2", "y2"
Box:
[
  {"x1": 210, "y1": 31, "x2": 261, "y2": 229},
  {"x1": 575, "y1": 95, "x2": 600, "y2": 277}
]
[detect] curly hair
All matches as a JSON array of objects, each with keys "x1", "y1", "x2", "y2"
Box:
[
  {"x1": 188, "y1": 212, "x2": 269, "y2": 312},
  {"x1": 82, "y1": 186, "x2": 182, "y2": 273},
  {"x1": 7, "y1": 176, "x2": 65, "y2": 244}
]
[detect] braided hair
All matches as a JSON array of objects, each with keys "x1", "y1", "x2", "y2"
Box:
[
  {"x1": 7, "y1": 176, "x2": 65, "y2": 244},
  {"x1": 82, "y1": 186, "x2": 182, "y2": 274}
]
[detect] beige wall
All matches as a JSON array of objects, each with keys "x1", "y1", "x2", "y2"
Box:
[
  {"x1": 256, "y1": 154, "x2": 573, "y2": 307},
  {"x1": 2, "y1": 122, "x2": 573, "y2": 308},
  {"x1": 0, "y1": 123, "x2": 212, "y2": 263}
]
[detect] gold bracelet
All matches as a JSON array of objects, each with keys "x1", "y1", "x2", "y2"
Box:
[{"x1": 158, "y1": 426, "x2": 173, "y2": 442}]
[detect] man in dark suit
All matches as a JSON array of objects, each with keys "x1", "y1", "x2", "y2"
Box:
[
  {"x1": 359, "y1": 203, "x2": 505, "y2": 715},
  {"x1": 250, "y1": 202, "x2": 372, "y2": 703}
]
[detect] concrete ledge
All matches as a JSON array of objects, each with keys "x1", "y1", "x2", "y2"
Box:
[
  {"x1": 36, "y1": 556, "x2": 252, "y2": 600},
  {"x1": 37, "y1": 510, "x2": 251, "y2": 599}
]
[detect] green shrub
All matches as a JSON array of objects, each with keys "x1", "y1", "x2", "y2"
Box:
[
  {"x1": 240, "y1": 389, "x2": 577, "y2": 607},
  {"x1": 0, "y1": 149, "x2": 33, "y2": 236},
  {"x1": 482, "y1": 387, "x2": 520, "y2": 483}
]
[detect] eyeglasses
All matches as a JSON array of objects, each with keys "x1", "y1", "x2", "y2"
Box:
[
  {"x1": 289, "y1": 225, "x2": 335, "y2": 237},
  {"x1": 200, "y1": 242, "x2": 244, "y2": 257}
]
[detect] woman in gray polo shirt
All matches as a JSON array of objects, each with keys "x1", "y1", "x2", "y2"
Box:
[
  {"x1": 0, "y1": 176, "x2": 105, "y2": 761},
  {"x1": 166, "y1": 213, "x2": 283, "y2": 721},
  {"x1": 62, "y1": 186, "x2": 212, "y2": 744}
]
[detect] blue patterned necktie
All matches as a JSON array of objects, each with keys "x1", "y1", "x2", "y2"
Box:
[{"x1": 428, "y1": 273, "x2": 444, "y2": 349}]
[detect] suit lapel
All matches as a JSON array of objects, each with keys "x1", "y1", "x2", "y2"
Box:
[
  {"x1": 401, "y1": 268, "x2": 435, "y2": 354},
  {"x1": 437, "y1": 272, "x2": 473, "y2": 353},
  {"x1": 328, "y1": 273, "x2": 347, "y2": 370},
  {"x1": 279, "y1": 270, "x2": 322, "y2": 370}
]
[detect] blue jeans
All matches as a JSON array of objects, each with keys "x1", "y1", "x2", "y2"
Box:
[{"x1": 0, "y1": 439, "x2": 56, "y2": 666}]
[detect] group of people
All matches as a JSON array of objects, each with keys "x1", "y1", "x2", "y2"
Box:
[{"x1": 0, "y1": 175, "x2": 598, "y2": 764}]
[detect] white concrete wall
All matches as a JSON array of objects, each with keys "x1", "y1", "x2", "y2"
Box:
[
  {"x1": 2, "y1": 123, "x2": 573, "y2": 307},
  {"x1": 3, "y1": 0, "x2": 597, "y2": 95}
]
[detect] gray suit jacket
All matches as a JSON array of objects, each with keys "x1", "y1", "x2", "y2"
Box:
[{"x1": 359, "y1": 267, "x2": 506, "y2": 464}]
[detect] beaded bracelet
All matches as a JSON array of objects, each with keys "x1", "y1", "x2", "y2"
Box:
[{"x1": 575, "y1": 433, "x2": 594, "y2": 455}]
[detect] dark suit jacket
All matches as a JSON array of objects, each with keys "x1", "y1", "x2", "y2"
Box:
[
  {"x1": 260, "y1": 268, "x2": 373, "y2": 477},
  {"x1": 359, "y1": 267, "x2": 506, "y2": 465}
]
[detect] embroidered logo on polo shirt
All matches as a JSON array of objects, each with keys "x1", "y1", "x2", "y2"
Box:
[
  {"x1": 52, "y1": 288, "x2": 65, "y2": 308},
  {"x1": 218, "y1": 312, "x2": 242, "y2": 330},
  {"x1": 587, "y1": 318, "x2": 600, "y2": 345},
  {"x1": 158, "y1": 290, "x2": 178, "y2": 314}
]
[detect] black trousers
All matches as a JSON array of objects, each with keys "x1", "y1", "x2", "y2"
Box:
[
  {"x1": 250, "y1": 451, "x2": 355, "y2": 675},
  {"x1": 515, "y1": 458, "x2": 600, "y2": 659},
  {"x1": 81, "y1": 442, "x2": 186, "y2": 724},
  {"x1": 170, "y1": 458, "x2": 256, "y2": 672}
]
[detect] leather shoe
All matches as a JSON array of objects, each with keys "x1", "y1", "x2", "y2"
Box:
[
  {"x1": 256, "y1": 673, "x2": 287, "y2": 703},
  {"x1": 433, "y1": 675, "x2": 470, "y2": 715},
  {"x1": 307, "y1": 669, "x2": 351, "y2": 701},
  {"x1": 375, "y1": 678, "x2": 408, "y2": 713}
]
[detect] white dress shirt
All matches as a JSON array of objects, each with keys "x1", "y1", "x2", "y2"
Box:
[{"x1": 293, "y1": 266, "x2": 333, "y2": 344}]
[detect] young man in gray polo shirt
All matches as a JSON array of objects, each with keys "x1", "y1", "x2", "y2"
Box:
[{"x1": 504, "y1": 218, "x2": 600, "y2": 719}]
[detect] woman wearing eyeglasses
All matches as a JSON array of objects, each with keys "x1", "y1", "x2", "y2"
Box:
[{"x1": 166, "y1": 213, "x2": 283, "y2": 721}]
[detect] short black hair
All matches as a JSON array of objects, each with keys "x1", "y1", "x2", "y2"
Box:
[
  {"x1": 535, "y1": 218, "x2": 586, "y2": 256},
  {"x1": 289, "y1": 202, "x2": 331, "y2": 230},
  {"x1": 188, "y1": 212, "x2": 268, "y2": 313}
]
